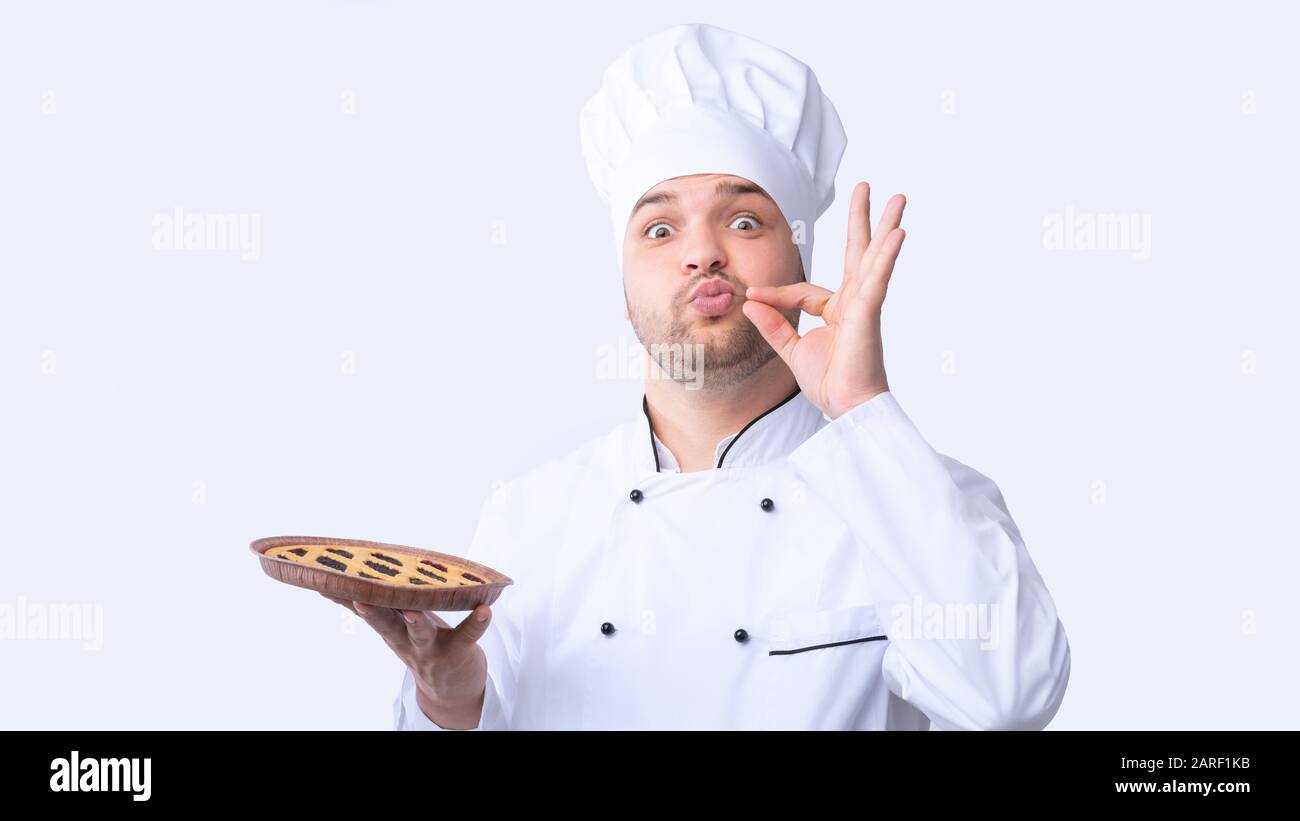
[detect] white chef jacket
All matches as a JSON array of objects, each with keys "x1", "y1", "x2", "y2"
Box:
[{"x1": 393, "y1": 389, "x2": 1071, "y2": 730}]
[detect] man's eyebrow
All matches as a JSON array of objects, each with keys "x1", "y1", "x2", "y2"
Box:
[
  {"x1": 628, "y1": 179, "x2": 774, "y2": 222},
  {"x1": 629, "y1": 190, "x2": 678, "y2": 221},
  {"x1": 713, "y1": 179, "x2": 772, "y2": 202}
]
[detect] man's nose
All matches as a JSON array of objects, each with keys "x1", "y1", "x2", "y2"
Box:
[{"x1": 680, "y1": 229, "x2": 727, "y2": 276}]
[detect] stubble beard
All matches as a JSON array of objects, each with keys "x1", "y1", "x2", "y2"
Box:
[{"x1": 626, "y1": 278, "x2": 801, "y2": 391}]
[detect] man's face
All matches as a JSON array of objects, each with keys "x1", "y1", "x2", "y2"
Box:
[{"x1": 622, "y1": 173, "x2": 804, "y2": 389}]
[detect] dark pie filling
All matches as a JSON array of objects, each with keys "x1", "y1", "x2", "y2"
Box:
[
  {"x1": 316, "y1": 555, "x2": 347, "y2": 571},
  {"x1": 416, "y1": 567, "x2": 448, "y2": 583},
  {"x1": 363, "y1": 560, "x2": 400, "y2": 577},
  {"x1": 273, "y1": 546, "x2": 487, "y2": 588}
]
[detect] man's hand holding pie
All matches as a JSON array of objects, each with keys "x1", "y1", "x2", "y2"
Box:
[{"x1": 322, "y1": 594, "x2": 493, "y2": 730}]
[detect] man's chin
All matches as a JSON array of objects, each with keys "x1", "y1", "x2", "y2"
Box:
[
  {"x1": 686, "y1": 317, "x2": 768, "y2": 355},
  {"x1": 680, "y1": 320, "x2": 741, "y2": 350}
]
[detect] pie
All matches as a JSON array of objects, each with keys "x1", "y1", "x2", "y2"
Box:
[
  {"x1": 267, "y1": 543, "x2": 489, "y2": 588},
  {"x1": 250, "y1": 535, "x2": 511, "y2": 611}
]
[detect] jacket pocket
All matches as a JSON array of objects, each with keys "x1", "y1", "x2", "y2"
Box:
[
  {"x1": 766, "y1": 603, "x2": 889, "y2": 655},
  {"x1": 760, "y1": 603, "x2": 891, "y2": 729}
]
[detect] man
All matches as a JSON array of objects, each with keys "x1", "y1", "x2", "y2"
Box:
[{"x1": 325, "y1": 23, "x2": 1071, "y2": 730}]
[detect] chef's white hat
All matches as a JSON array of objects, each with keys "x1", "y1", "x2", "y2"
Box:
[{"x1": 579, "y1": 23, "x2": 847, "y2": 278}]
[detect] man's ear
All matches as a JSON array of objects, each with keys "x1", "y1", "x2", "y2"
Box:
[{"x1": 624, "y1": 306, "x2": 630, "y2": 320}]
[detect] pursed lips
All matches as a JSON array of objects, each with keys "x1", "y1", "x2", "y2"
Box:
[
  {"x1": 687, "y1": 279, "x2": 737, "y2": 317},
  {"x1": 689, "y1": 279, "x2": 735, "y2": 301}
]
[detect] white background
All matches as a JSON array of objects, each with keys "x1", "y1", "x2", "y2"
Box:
[{"x1": 1, "y1": 0, "x2": 1296, "y2": 729}]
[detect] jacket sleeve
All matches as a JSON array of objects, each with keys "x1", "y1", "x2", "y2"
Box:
[
  {"x1": 787, "y1": 391, "x2": 1071, "y2": 730},
  {"x1": 392, "y1": 493, "x2": 523, "y2": 731},
  {"x1": 393, "y1": 665, "x2": 509, "y2": 731}
]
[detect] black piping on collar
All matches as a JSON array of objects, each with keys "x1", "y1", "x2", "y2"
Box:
[
  {"x1": 640, "y1": 386, "x2": 803, "y2": 472},
  {"x1": 642, "y1": 395, "x2": 661, "y2": 473},
  {"x1": 715, "y1": 386, "x2": 802, "y2": 468}
]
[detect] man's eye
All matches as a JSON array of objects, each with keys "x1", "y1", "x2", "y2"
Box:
[
  {"x1": 644, "y1": 222, "x2": 673, "y2": 239},
  {"x1": 729, "y1": 215, "x2": 760, "y2": 231}
]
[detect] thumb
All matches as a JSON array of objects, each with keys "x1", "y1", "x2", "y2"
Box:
[
  {"x1": 741, "y1": 299, "x2": 800, "y2": 364},
  {"x1": 452, "y1": 604, "x2": 492, "y2": 645}
]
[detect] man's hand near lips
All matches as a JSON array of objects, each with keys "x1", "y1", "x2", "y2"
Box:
[
  {"x1": 321, "y1": 593, "x2": 492, "y2": 730},
  {"x1": 742, "y1": 182, "x2": 906, "y2": 420}
]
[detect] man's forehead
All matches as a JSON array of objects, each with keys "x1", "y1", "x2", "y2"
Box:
[{"x1": 629, "y1": 175, "x2": 775, "y2": 220}]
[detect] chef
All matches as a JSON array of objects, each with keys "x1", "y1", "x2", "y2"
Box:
[{"x1": 329, "y1": 22, "x2": 1071, "y2": 730}]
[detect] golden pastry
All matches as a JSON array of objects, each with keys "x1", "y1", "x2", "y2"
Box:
[{"x1": 267, "y1": 543, "x2": 489, "y2": 589}]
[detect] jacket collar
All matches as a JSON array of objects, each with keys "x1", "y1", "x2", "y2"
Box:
[{"x1": 636, "y1": 387, "x2": 827, "y2": 473}]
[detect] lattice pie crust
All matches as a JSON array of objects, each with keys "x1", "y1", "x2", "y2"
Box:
[{"x1": 268, "y1": 544, "x2": 488, "y2": 589}]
